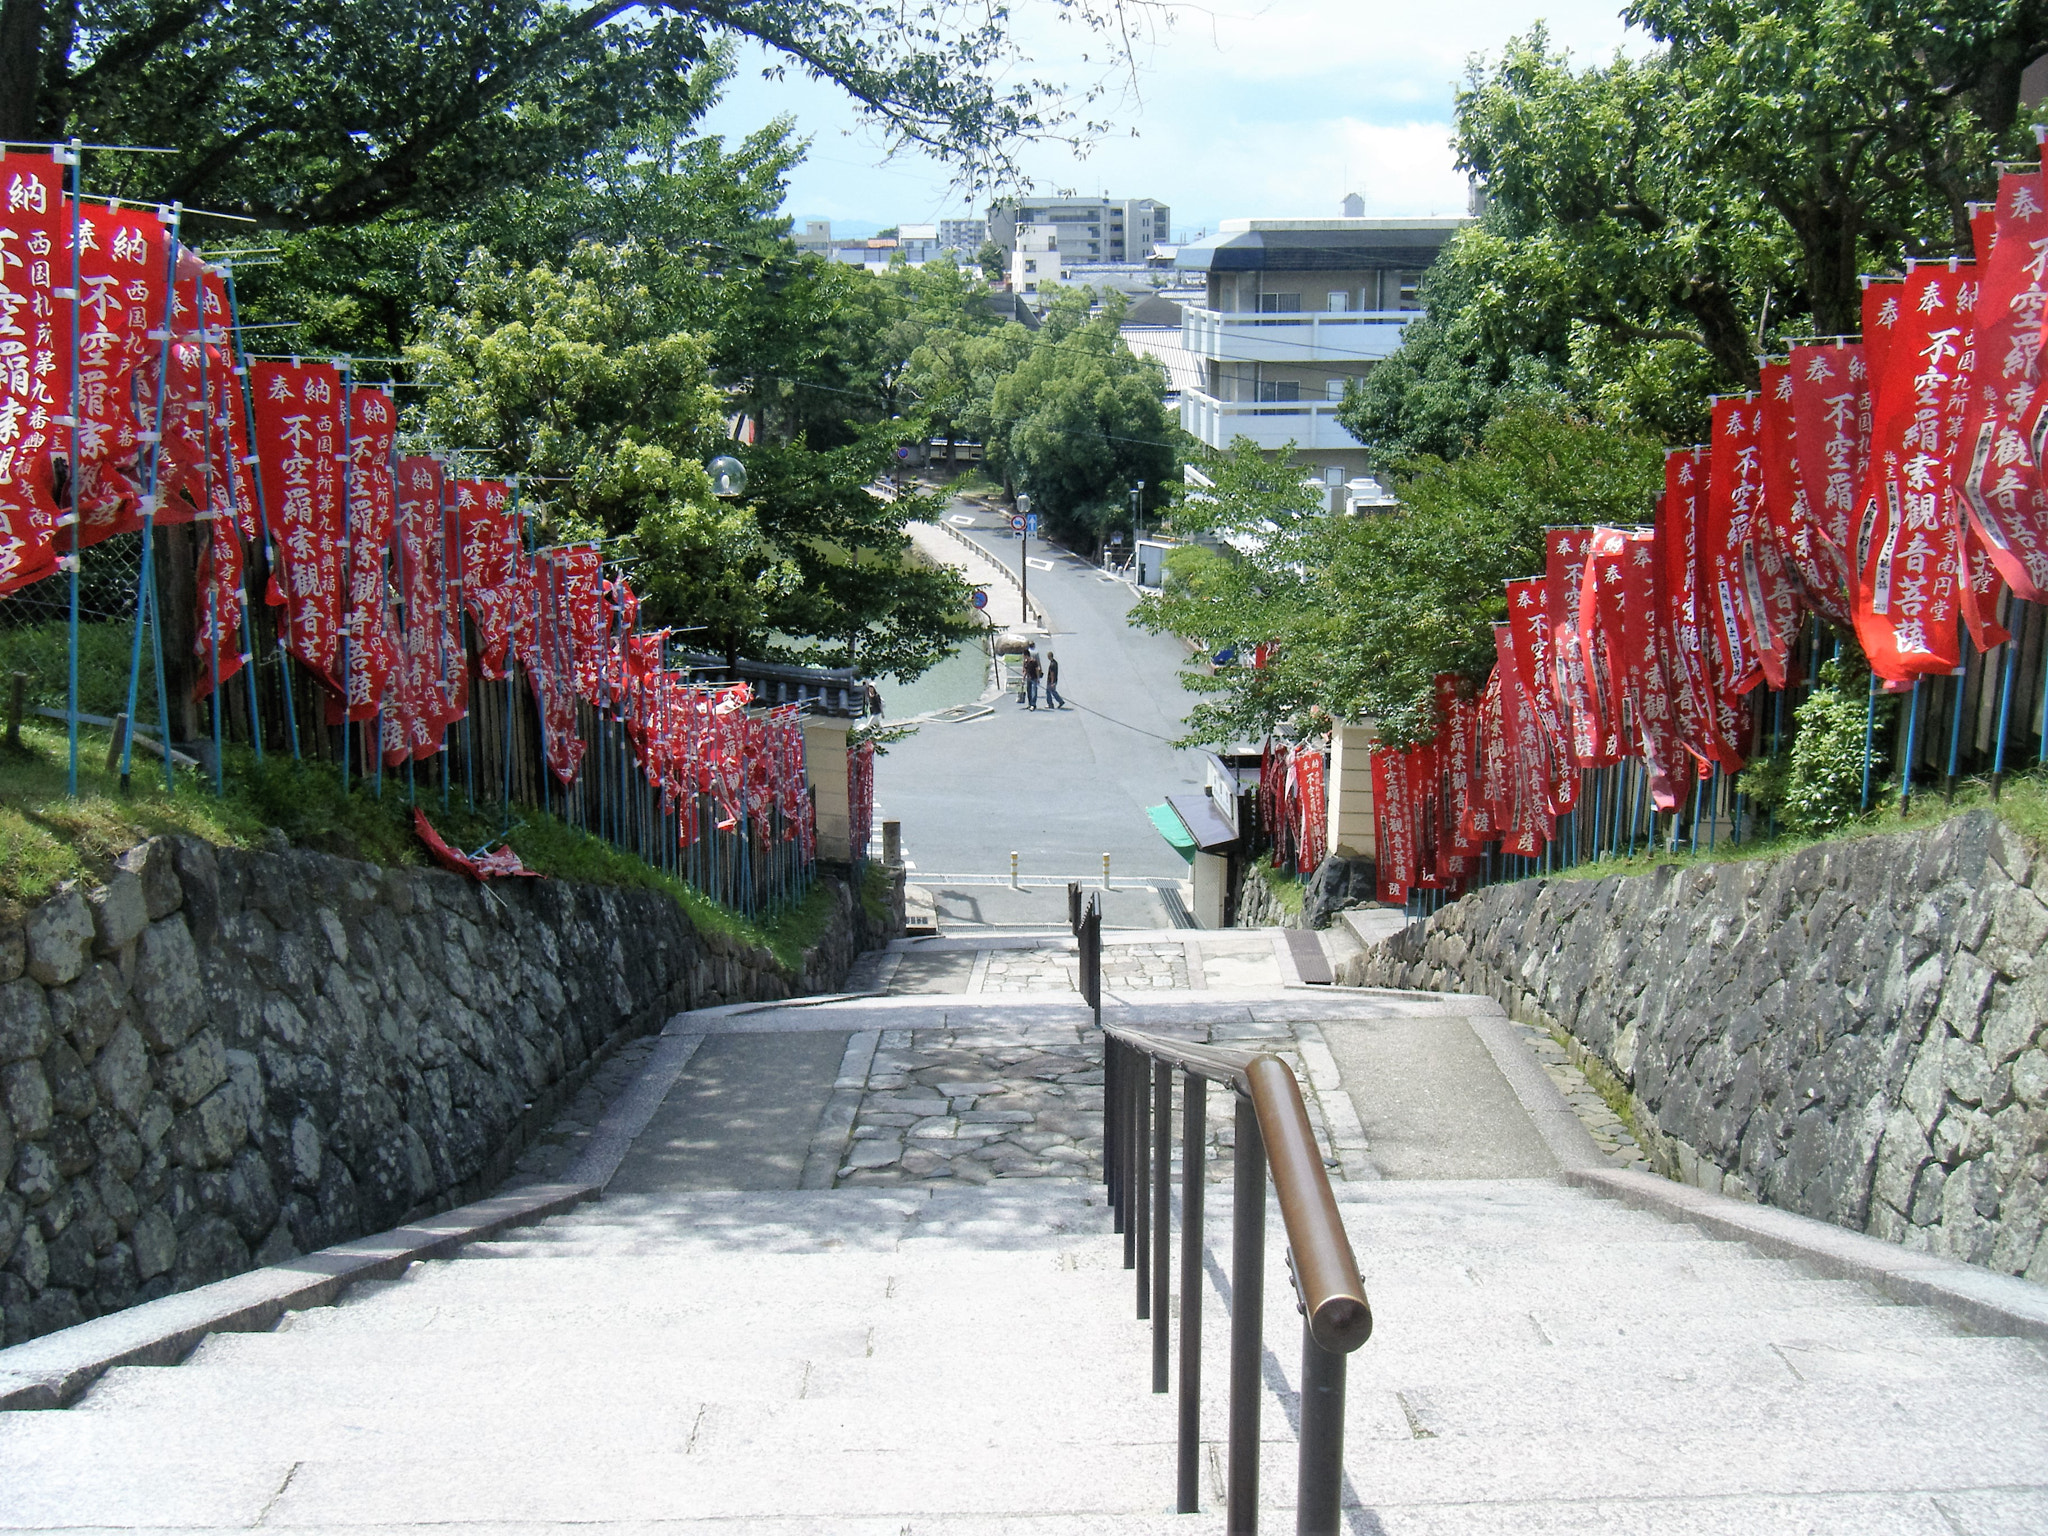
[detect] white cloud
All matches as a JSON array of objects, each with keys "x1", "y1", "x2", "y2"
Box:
[{"x1": 694, "y1": 0, "x2": 1647, "y2": 233}]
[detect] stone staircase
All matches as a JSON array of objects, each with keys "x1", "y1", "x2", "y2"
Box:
[{"x1": 5, "y1": 968, "x2": 2048, "y2": 1531}]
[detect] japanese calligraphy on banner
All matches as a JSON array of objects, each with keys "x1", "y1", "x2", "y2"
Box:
[
  {"x1": 1788, "y1": 342, "x2": 1868, "y2": 622},
  {"x1": 456, "y1": 479, "x2": 520, "y2": 677},
  {"x1": 1852, "y1": 262, "x2": 1975, "y2": 681},
  {"x1": 0, "y1": 152, "x2": 67, "y2": 594},
  {"x1": 250, "y1": 358, "x2": 345, "y2": 689}
]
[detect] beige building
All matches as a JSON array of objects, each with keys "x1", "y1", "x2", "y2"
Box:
[
  {"x1": 987, "y1": 196, "x2": 1170, "y2": 263},
  {"x1": 1174, "y1": 214, "x2": 1466, "y2": 508}
]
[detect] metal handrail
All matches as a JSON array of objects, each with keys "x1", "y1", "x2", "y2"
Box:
[{"x1": 1100, "y1": 1020, "x2": 1372, "y2": 1535}]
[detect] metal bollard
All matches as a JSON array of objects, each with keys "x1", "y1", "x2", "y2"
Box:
[
  {"x1": 1010, "y1": 850, "x2": 1020, "y2": 889},
  {"x1": 1102, "y1": 852, "x2": 1112, "y2": 890}
]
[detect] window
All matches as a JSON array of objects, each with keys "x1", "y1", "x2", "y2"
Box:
[
  {"x1": 1259, "y1": 293, "x2": 1303, "y2": 313},
  {"x1": 1325, "y1": 378, "x2": 1347, "y2": 402},
  {"x1": 1024, "y1": 258, "x2": 1037, "y2": 273},
  {"x1": 1397, "y1": 273, "x2": 1422, "y2": 310},
  {"x1": 1325, "y1": 466, "x2": 1344, "y2": 487},
  {"x1": 1257, "y1": 380, "x2": 1300, "y2": 403},
  {"x1": 1327, "y1": 291, "x2": 1349, "y2": 312}
]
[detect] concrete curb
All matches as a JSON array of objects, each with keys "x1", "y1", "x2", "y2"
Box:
[
  {"x1": 1566, "y1": 1167, "x2": 2048, "y2": 1341},
  {"x1": 0, "y1": 1182, "x2": 597, "y2": 1410},
  {"x1": 1460, "y1": 1000, "x2": 1609, "y2": 1174},
  {"x1": 562, "y1": 1031, "x2": 705, "y2": 1189}
]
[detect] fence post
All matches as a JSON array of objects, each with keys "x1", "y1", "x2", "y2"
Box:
[
  {"x1": 1178, "y1": 1070, "x2": 1206, "y2": 1514},
  {"x1": 1227, "y1": 1093, "x2": 1266, "y2": 1535}
]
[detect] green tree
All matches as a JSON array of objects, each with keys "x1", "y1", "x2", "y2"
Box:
[
  {"x1": 975, "y1": 240, "x2": 1008, "y2": 283},
  {"x1": 1348, "y1": 4, "x2": 2046, "y2": 461},
  {"x1": 1137, "y1": 411, "x2": 1664, "y2": 746},
  {"x1": 410, "y1": 242, "x2": 976, "y2": 677},
  {"x1": 4, "y1": 0, "x2": 1153, "y2": 223},
  {"x1": 980, "y1": 291, "x2": 1179, "y2": 544}
]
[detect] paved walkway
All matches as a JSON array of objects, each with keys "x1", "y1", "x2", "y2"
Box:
[{"x1": 7, "y1": 931, "x2": 2048, "y2": 1531}]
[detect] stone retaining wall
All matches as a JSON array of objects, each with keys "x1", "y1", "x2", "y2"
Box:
[
  {"x1": 1342, "y1": 811, "x2": 2048, "y2": 1280},
  {"x1": 0, "y1": 841, "x2": 899, "y2": 1344}
]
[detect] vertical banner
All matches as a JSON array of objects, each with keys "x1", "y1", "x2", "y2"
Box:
[
  {"x1": 72, "y1": 200, "x2": 168, "y2": 542},
  {"x1": 1786, "y1": 343, "x2": 1866, "y2": 623},
  {"x1": 0, "y1": 152, "x2": 67, "y2": 593},
  {"x1": 250, "y1": 358, "x2": 346, "y2": 688},
  {"x1": 1543, "y1": 529, "x2": 1608, "y2": 766},
  {"x1": 456, "y1": 479, "x2": 519, "y2": 677},
  {"x1": 1506, "y1": 576, "x2": 1576, "y2": 811},
  {"x1": 1851, "y1": 262, "x2": 1974, "y2": 681},
  {"x1": 1959, "y1": 169, "x2": 2048, "y2": 604}
]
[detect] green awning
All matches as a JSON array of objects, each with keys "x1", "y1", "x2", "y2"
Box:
[{"x1": 1146, "y1": 803, "x2": 1197, "y2": 863}]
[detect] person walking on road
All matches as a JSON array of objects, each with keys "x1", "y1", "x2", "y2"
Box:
[
  {"x1": 1021, "y1": 647, "x2": 1042, "y2": 710},
  {"x1": 1044, "y1": 651, "x2": 1064, "y2": 710}
]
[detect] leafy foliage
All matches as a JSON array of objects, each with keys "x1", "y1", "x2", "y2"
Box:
[
  {"x1": 977, "y1": 291, "x2": 1179, "y2": 545},
  {"x1": 5, "y1": 0, "x2": 1158, "y2": 225},
  {"x1": 1349, "y1": 4, "x2": 2045, "y2": 460},
  {"x1": 1136, "y1": 411, "x2": 1663, "y2": 747},
  {"x1": 1743, "y1": 655, "x2": 1896, "y2": 836}
]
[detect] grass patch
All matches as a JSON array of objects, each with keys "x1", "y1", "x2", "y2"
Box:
[
  {"x1": 1250, "y1": 863, "x2": 1306, "y2": 917},
  {"x1": 0, "y1": 619, "x2": 153, "y2": 721},
  {"x1": 1520, "y1": 770, "x2": 2048, "y2": 889},
  {"x1": 0, "y1": 718, "x2": 832, "y2": 970}
]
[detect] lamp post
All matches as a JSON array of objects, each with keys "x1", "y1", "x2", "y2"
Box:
[{"x1": 1016, "y1": 492, "x2": 1032, "y2": 623}]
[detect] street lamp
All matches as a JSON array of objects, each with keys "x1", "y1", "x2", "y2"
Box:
[
  {"x1": 707, "y1": 454, "x2": 748, "y2": 498},
  {"x1": 1016, "y1": 493, "x2": 1032, "y2": 622},
  {"x1": 1131, "y1": 479, "x2": 1147, "y2": 543}
]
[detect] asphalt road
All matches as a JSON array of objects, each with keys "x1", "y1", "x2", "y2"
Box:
[{"x1": 875, "y1": 499, "x2": 1208, "y2": 887}]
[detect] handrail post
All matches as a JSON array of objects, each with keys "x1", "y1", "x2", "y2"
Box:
[
  {"x1": 1152, "y1": 1057, "x2": 1171, "y2": 1391},
  {"x1": 1125, "y1": 1041, "x2": 1141, "y2": 1273},
  {"x1": 1135, "y1": 1048, "x2": 1150, "y2": 1305},
  {"x1": 1228, "y1": 1092, "x2": 1266, "y2": 1535},
  {"x1": 1178, "y1": 1069, "x2": 1206, "y2": 1513},
  {"x1": 1296, "y1": 1323, "x2": 1347, "y2": 1536},
  {"x1": 1114, "y1": 1040, "x2": 1130, "y2": 1236}
]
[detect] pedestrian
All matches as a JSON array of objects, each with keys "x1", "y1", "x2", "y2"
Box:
[
  {"x1": 1022, "y1": 648, "x2": 1042, "y2": 710},
  {"x1": 1044, "y1": 651, "x2": 1064, "y2": 710}
]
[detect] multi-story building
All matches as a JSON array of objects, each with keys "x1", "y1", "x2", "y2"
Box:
[
  {"x1": 1009, "y1": 225, "x2": 1063, "y2": 298},
  {"x1": 1173, "y1": 213, "x2": 1466, "y2": 509},
  {"x1": 987, "y1": 197, "x2": 1170, "y2": 265},
  {"x1": 792, "y1": 219, "x2": 833, "y2": 253},
  {"x1": 938, "y1": 218, "x2": 988, "y2": 256}
]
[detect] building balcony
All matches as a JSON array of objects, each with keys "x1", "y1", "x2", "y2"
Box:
[
  {"x1": 1181, "y1": 388, "x2": 1364, "y2": 452},
  {"x1": 1181, "y1": 305, "x2": 1417, "y2": 365}
]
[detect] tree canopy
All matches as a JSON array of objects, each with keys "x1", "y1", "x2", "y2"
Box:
[
  {"x1": 1138, "y1": 412, "x2": 1665, "y2": 746},
  {"x1": 1346, "y1": 1, "x2": 2048, "y2": 458}
]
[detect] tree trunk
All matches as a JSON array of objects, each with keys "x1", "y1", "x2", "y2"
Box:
[{"x1": 0, "y1": 0, "x2": 47, "y2": 141}]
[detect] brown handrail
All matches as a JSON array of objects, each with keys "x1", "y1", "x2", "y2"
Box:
[
  {"x1": 1099, "y1": 1019, "x2": 1372, "y2": 1535},
  {"x1": 1104, "y1": 1025, "x2": 1372, "y2": 1353}
]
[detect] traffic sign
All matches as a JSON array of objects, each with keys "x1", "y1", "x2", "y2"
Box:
[
  {"x1": 1011, "y1": 515, "x2": 1025, "y2": 532},
  {"x1": 972, "y1": 589, "x2": 988, "y2": 609},
  {"x1": 1025, "y1": 514, "x2": 1039, "y2": 535}
]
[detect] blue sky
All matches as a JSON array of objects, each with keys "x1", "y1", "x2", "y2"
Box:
[{"x1": 693, "y1": 1, "x2": 1649, "y2": 240}]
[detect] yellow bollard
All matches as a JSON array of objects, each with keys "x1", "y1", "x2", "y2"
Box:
[
  {"x1": 1102, "y1": 852, "x2": 1111, "y2": 890},
  {"x1": 1010, "y1": 850, "x2": 1020, "y2": 889}
]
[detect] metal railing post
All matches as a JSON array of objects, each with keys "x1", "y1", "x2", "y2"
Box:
[
  {"x1": 1114, "y1": 1040, "x2": 1130, "y2": 1236},
  {"x1": 1296, "y1": 1323, "x2": 1348, "y2": 1536},
  {"x1": 1135, "y1": 1049, "x2": 1151, "y2": 1307},
  {"x1": 1178, "y1": 1070, "x2": 1206, "y2": 1513},
  {"x1": 1125, "y1": 1043, "x2": 1142, "y2": 1273},
  {"x1": 1152, "y1": 1057, "x2": 1171, "y2": 1391},
  {"x1": 1228, "y1": 1093, "x2": 1266, "y2": 1535}
]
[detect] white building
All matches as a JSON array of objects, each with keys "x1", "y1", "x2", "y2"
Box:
[
  {"x1": 938, "y1": 218, "x2": 987, "y2": 256},
  {"x1": 1173, "y1": 210, "x2": 1467, "y2": 510},
  {"x1": 987, "y1": 196, "x2": 1170, "y2": 264},
  {"x1": 1009, "y1": 225, "x2": 1063, "y2": 298}
]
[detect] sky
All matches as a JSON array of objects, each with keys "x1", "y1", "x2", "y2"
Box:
[{"x1": 692, "y1": 0, "x2": 1650, "y2": 241}]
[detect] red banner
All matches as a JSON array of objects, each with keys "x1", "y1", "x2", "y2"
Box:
[
  {"x1": 1659, "y1": 449, "x2": 1741, "y2": 770},
  {"x1": 0, "y1": 153, "x2": 67, "y2": 593},
  {"x1": 1788, "y1": 342, "x2": 1868, "y2": 622},
  {"x1": 251, "y1": 358, "x2": 346, "y2": 688},
  {"x1": 1851, "y1": 262, "x2": 1973, "y2": 681},
  {"x1": 456, "y1": 479, "x2": 520, "y2": 677},
  {"x1": 1506, "y1": 575, "x2": 1576, "y2": 811},
  {"x1": 1958, "y1": 169, "x2": 2048, "y2": 605}
]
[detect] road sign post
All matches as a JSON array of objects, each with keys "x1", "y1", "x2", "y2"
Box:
[{"x1": 1016, "y1": 494, "x2": 1032, "y2": 623}]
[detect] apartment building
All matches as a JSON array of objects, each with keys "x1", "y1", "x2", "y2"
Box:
[
  {"x1": 986, "y1": 197, "x2": 1171, "y2": 265},
  {"x1": 938, "y1": 219, "x2": 987, "y2": 256},
  {"x1": 1174, "y1": 214, "x2": 1465, "y2": 508}
]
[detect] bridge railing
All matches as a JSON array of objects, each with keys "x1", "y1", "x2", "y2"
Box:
[{"x1": 1101, "y1": 1024, "x2": 1372, "y2": 1534}]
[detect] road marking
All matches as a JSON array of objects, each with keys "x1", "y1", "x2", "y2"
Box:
[{"x1": 1026, "y1": 557, "x2": 1055, "y2": 570}]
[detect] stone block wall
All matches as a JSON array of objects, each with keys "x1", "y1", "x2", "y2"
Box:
[
  {"x1": 0, "y1": 840, "x2": 899, "y2": 1344},
  {"x1": 1342, "y1": 811, "x2": 2048, "y2": 1280}
]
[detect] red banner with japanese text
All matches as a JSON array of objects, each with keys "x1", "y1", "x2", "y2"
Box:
[
  {"x1": 250, "y1": 358, "x2": 345, "y2": 689},
  {"x1": 1851, "y1": 262, "x2": 1974, "y2": 681},
  {"x1": 1787, "y1": 342, "x2": 1867, "y2": 622},
  {"x1": 0, "y1": 152, "x2": 68, "y2": 593}
]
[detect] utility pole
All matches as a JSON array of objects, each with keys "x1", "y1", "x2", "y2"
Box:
[{"x1": 1017, "y1": 493, "x2": 1032, "y2": 623}]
